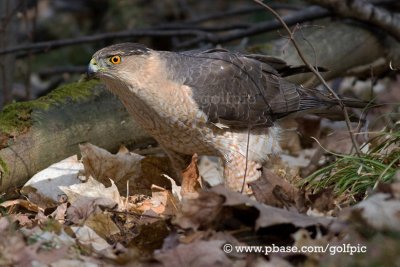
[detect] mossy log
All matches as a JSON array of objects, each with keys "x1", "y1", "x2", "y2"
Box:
[
  {"x1": 0, "y1": 80, "x2": 153, "y2": 195},
  {"x1": 0, "y1": 21, "x2": 398, "y2": 195}
]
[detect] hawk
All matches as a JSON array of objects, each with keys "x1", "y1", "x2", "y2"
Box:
[{"x1": 88, "y1": 43, "x2": 364, "y2": 192}]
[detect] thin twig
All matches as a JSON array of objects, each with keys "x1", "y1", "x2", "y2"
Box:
[
  {"x1": 0, "y1": 28, "x2": 206, "y2": 56},
  {"x1": 240, "y1": 126, "x2": 252, "y2": 193},
  {"x1": 254, "y1": 0, "x2": 361, "y2": 155},
  {"x1": 178, "y1": 5, "x2": 330, "y2": 48},
  {"x1": 186, "y1": 3, "x2": 302, "y2": 24}
]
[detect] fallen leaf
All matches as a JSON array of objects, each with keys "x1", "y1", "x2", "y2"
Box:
[
  {"x1": 60, "y1": 176, "x2": 123, "y2": 209},
  {"x1": 135, "y1": 185, "x2": 179, "y2": 217},
  {"x1": 0, "y1": 231, "x2": 38, "y2": 267},
  {"x1": 197, "y1": 156, "x2": 224, "y2": 186},
  {"x1": 0, "y1": 199, "x2": 41, "y2": 213},
  {"x1": 50, "y1": 259, "x2": 100, "y2": 267},
  {"x1": 291, "y1": 228, "x2": 329, "y2": 261},
  {"x1": 9, "y1": 214, "x2": 32, "y2": 227},
  {"x1": 51, "y1": 202, "x2": 68, "y2": 224},
  {"x1": 249, "y1": 168, "x2": 299, "y2": 209},
  {"x1": 308, "y1": 187, "x2": 336, "y2": 213},
  {"x1": 66, "y1": 195, "x2": 117, "y2": 225},
  {"x1": 279, "y1": 118, "x2": 302, "y2": 154},
  {"x1": 80, "y1": 143, "x2": 143, "y2": 190},
  {"x1": 85, "y1": 212, "x2": 120, "y2": 239},
  {"x1": 174, "y1": 191, "x2": 224, "y2": 230},
  {"x1": 71, "y1": 225, "x2": 111, "y2": 252},
  {"x1": 154, "y1": 240, "x2": 232, "y2": 267},
  {"x1": 211, "y1": 185, "x2": 333, "y2": 230},
  {"x1": 21, "y1": 155, "x2": 83, "y2": 207},
  {"x1": 163, "y1": 174, "x2": 182, "y2": 201},
  {"x1": 343, "y1": 193, "x2": 400, "y2": 231},
  {"x1": 181, "y1": 154, "x2": 202, "y2": 199},
  {"x1": 130, "y1": 220, "x2": 170, "y2": 254}
]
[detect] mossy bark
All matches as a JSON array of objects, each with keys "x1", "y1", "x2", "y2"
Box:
[{"x1": 0, "y1": 80, "x2": 154, "y2": 195}]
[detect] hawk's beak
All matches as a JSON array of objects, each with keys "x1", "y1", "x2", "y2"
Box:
[{"x1": 87, "y1": 58, "x2": 98, "y2": 78}]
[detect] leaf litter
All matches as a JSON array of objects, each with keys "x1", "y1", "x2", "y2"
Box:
[{"x1": 0, "y1": 133, "x2": 400, "y2": 266}]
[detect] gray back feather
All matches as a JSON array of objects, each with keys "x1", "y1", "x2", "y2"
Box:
[{"x1": 161, "y1": 49, "x2": 319, "y2": 128}]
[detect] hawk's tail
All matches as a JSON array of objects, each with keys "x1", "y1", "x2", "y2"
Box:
[{"x1": 298, "y1": 91, "x2": 371, "y2": 121}]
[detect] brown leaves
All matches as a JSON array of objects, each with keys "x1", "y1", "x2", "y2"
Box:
[
  {"x1": 175, "y1": 191, "x2": 225, "y2": 230},
  {"x1": 154, "y1": 240, "x2": 233, "y2": 267},
  {"x1": 80, "y1": 143, "x2": 144, "y2": 189},
  {"x1": 181, "y1": 153, "x2": 202, "y2": 199},
  {"x1": 250, "y1": 168, "x2": 299, "y2": 209},
  {"x1": 4, "y1": 140, "x2": 400, "y2": 266}
]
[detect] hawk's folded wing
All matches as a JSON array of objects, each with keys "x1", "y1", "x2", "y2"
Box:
[{"x1": 162, "y1": 49, "x2": 306, "y2": 128}]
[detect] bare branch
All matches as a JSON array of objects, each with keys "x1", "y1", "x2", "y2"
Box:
[
  {"x1": 186, "y1": 3, "x2": 303, "y2": 24},
  {"x1": 177, "y1": 5, "x2": 330, "y2": 48},
  {"x1": 0, "y1": 6, "x2": 331, "y2": 56},
  {"x1": 308, "y1": 0, "x2": 400, "y2": 41},
  {"x1": 0, "y1": 29, "x2": 206, "y2": 56}
]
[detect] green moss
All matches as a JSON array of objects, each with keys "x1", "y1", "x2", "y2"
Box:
[
  {"x1": 0, "y1": 157, "x2": 8, "y2": 175},
  {"x1": 0, "y1": 79, "x2": 101, "y2": 136},
  {"x1": 41, "y1": 79, "x2": 100, "y2": 104}
]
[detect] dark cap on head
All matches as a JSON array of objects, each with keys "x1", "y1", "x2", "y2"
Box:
[{"x1": 94, "y1": 43, "x2": 151, "y2": 58}]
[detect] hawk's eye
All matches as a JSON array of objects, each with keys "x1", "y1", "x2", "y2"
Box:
[{"x1": 109, "y1": 55, "x2": 121, "y2": 64}]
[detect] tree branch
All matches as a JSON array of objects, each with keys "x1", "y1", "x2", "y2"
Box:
[
  {"x1": 185, "y1": 3, "x2": 302, "y2": 24},
  {"x1": 308, "y1": 0, "x2": 400, "y2": 41},
  {"x1": 0, "y1": 29, "x2": 206, "y2": 56},
  {"x1": 0, "y1": 6, "x2": 331, "y2": 56},
  {"x1": 177, "y1": 5, "x2": 330, "y2": 48}
]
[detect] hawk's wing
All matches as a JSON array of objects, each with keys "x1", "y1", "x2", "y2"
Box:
[{"x1": 162, "y1": 49, "x2": 310, "y2": 128}]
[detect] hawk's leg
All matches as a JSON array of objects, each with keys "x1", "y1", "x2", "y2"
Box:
[{"x1": 223, "y1": 153, "x2": 262, "y2": 193}]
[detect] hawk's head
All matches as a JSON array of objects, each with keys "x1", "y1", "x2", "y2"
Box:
[{"x1": 88, "y1": 43, "x2": 151, "y2": 80}]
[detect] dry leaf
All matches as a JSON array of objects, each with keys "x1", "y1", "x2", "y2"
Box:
[
  {"x1": 51, "y1": 202, "x2": 68, "y2": 224},
  {"x1": 249, "y1": 168, "x2": 299, "y2": 208},
  {"x1": 154, "y1": 240, "x2": 232, "y2": 267},
  {"x1": 163, "y1": 174, "x2": 182, "y2": 201},
  {"x1": 85, "y1": 212, "x2": 121, "y2": 238},
  {"x1": 343, "y1": 193, "x2": 400, "y2": 231},
  {"x1": 181, "y1": 154, "x2": 201, "y2": 199},
  {"x1": 135, "y1": 186, "x2": 179, "y2": 216},
  {"x1": 212, "y1": 185, "x2": 332, "y2": 230},
  {"x1": 21, "y1": 155, "x2": 83, "y2": 206},
  {"x1": 0, "y1": 231, "x2": 38, "y2": 267},
  {"x1": 66, "y1": 195, "x2": 117, "y2": 225},
  {"x1": 174, "y1": 191, "x2": 224, "y2": 230},
  {"x1": 60, "y1": 176, "x2": 123, "y2": 208},
  {"x1": 197, "y1": 156, "x2": 224, "y2": 186},
  {"x1": 0, "y1": 199, "x2": 41, "y2": 213},
  {"x1": 71, "y1": 225, "x2": 111, "y2": 252},
  {"x1": 308, "y1": 187, "x2": 336, "y2": 213},
  {"x1": 80, "y1": 143, "x2": 143, "y2": 189}
]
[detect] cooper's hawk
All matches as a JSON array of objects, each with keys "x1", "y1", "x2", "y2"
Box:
[{"x1": 88, "y1": 43, "x2": 364, "y2": 192}]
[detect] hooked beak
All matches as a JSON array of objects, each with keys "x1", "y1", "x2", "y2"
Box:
[{"x1": 87, "y1": 58, "x2": 98, "y2": 78}]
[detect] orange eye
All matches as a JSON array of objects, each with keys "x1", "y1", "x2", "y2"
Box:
[{"x1": 110, "y1": 55, "x2": 121, "y2": 64}]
